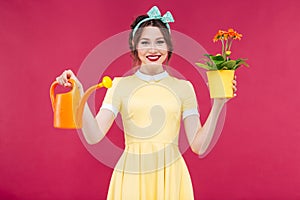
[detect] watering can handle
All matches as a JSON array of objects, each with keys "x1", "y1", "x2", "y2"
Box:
[
  {"x1": 49, "y1": 79, "x2": 76, "y2": 112},
  {"x1": 75, "y1": 76, "x2": 112, "y2": 127}
]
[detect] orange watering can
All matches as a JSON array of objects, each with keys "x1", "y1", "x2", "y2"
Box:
[{"x1": 50, "y1": 76, "x2": 112, "y2": 129}]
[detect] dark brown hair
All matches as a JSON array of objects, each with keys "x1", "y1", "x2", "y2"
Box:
[{"x1": 129, "y1": 15, "x2": 173, "y2": 66}]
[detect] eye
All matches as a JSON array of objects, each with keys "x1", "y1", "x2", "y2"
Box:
[
  {"x1": 140, "y1": 41, "x2": 150, "y2": 45},
  {"x1": 156, "y1": 40, "x2": 165, "y2": 45}
]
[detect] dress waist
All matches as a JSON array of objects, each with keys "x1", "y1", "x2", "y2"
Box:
[
  {"x1": 116, "y1": 140, "x2": 183, "y2": 174},
  {"x1": 125, "y1": 140, "x2": 178, "y2": 146}
]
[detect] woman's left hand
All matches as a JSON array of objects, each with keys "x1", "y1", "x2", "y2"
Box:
[{"x1": 214, "y1": 75, "x2": 237, "y2": 104}]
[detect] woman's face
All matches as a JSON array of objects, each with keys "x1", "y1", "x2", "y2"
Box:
[{"x1": 136, "y1": 26, "x2": 168, "y2": 66}]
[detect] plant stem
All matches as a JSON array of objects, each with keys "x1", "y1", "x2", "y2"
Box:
[
  {"x1": 224, "y1": 39, "x2": 228, "y2": 60},
  {"x1": 221, "y1": 39, "x2": 225, "y2": 58},
  {"x1": 228, "y1": 39, "x2": 233, "y2": 51}
]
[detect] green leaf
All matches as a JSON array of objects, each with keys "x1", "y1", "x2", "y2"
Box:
[
  {"x1": 204, "y1": 54, "x2": 212, "y2": 59},
  {"x1": 242, "y1": 61, "x2": 249, "y2": 67},
  {"x1": 216, "y1": 62, "x2": 224, "y2": 70},
  {"x1": 220, "y1": 60, "x2": 236, "y2": 70},
  {"x1": 210, "y1": 55, "x2": 224, "y2": 61},
  {"x1": 201, "y1": 57, "x2": 213, "y2": 67},
  {"x1": 195, "y1": 63, "x2": 215, "y2": 70},
  {"x1": 235, "y1": 59, "x2": 249, "y2": 69},
  {"x1": 209, "y1": 55, "x2": 225, "y2": 65}
]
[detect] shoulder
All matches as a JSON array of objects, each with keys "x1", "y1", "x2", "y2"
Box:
[
  {"x1": 111, "y1": 74, "x2": 136, "y2": 84},
  {"x1": 162, "y1": 75, "x2": 196, "y2": 100},
  {"x1": 167, "y1": 75, "x2": 194, "y2": 89},
  {"x1": 109, "y1": 74, "x2": 139, "y2": 93}
]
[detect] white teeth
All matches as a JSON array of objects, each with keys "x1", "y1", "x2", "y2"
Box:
[{"x1": 147, "y1": 55, "x2": 159, "y2": 59}]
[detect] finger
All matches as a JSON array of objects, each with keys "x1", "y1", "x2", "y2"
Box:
[
  {"x1": 64, "y1": 82, "x2": 72, "y2": 87},
  {"x1": 233, "y1": 85, "x2": 237, "y2": 92},
  {"x1": 66, "y1": 70, "x2": 78, "y2": 83},
  {"x1": 232, "y1": 79, "x2": 237, "y2": 86},
  {"x1": 56, "y1": 77, "x2": 65, "y2": 85},
  {"x1": 56, "y1": 77, "x2": 61, "y2": 85},
  {"x1": 62, "y1": 70, "x2": 70, "y2": 82},
  {"x1": 56, "y1": 70, "x2": 73, "y2": 86},
  {"x1": 66, "y1": 69, "x2": 74, "y2": 79}
]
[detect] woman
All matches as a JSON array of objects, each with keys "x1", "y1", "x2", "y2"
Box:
[{"x1": 56, "y1": 6, "x2": 237, "y2": 200}]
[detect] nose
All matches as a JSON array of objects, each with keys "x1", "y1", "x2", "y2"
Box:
[{"x1": 148, "y1": 44, "x2": 158, "y2": 52}]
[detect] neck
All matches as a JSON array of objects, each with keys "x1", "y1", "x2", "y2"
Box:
[{"x1": 139, "y1": 64, "x2": 164, "y2": 75}]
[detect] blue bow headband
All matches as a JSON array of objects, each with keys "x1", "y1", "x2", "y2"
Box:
[{"x1": 132, "y1": 6, "x2": 175, "y2": 37}]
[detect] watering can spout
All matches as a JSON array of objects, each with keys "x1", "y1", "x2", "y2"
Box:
[
  {"x1": 50, "y1": 76, "x2": 112, "y2": 129},
  {"x1": 97, "y1": 76, "x2": 113, "y2": 88}
]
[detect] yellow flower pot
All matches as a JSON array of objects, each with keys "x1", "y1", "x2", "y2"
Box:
[{"x1": 206, "y1": 70, "x2": 235, "y2": 98}]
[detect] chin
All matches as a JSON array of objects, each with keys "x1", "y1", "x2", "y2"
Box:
[{"x1": 142, "y1": 62, "x2": 162, "y2": 66}]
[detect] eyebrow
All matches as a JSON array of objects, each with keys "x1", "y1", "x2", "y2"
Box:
[{"x1": 140, "y1": 37, "x2": 165, "y2": 40}]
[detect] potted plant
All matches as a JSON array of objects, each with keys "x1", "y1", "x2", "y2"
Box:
[{"x1": 196, "y1": 28, "x2": 249, "y2": 98}]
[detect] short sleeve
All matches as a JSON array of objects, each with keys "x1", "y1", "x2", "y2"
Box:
[
  {"x1": 182, "y1": 81, "x2": 199, "y2": 119},
  {"x1": 100, "y1": 77, "x2": 122, "y2": 117}
]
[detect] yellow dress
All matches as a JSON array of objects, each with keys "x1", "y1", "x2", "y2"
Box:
[{"x1": 101, "y1": 70, "x2": 199, "y2": 200}]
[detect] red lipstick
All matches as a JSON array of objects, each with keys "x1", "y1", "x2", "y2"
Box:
[{"x1": 146, "y1": 55, "x2": 161, "y2": 62}]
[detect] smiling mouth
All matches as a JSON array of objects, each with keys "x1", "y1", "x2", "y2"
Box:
[{"x1": 146, "y1": 55, "x2": 161, "y2": 62}]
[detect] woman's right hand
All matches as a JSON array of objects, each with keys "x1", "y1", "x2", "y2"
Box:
[{"x1": 56, "y1": 69, "x2": 83, "y2": 89}]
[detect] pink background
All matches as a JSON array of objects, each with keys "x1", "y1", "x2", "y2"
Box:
[{"x1": 1, "y1": 0, "x2": 300, "y2": 199}]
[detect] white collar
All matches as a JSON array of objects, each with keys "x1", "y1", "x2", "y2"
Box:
[{"x1": 135, "y1": 70, "x2": 169, "y2": 82}]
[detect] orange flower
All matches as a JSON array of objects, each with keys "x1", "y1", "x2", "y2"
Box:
[
  {"x1": 213, "y1": 34, "x2": 219, "y2": 42},
  {"x1": 196, "y1": 27, "x2": 248, "y2": 71},
  {"x1": 223, "y1": 32, "x2": 229, "y2": 41},
  {"x1": 217, "y1": 30, "x2": 226, "y2": 35},
  {"x1": 234, "y1": 32, "x2": 243, "y2": 40},
  {"x1": 227, "y1": 28, "x2": 236, "y2": 37},
  {"x1": 225, "y1": 28, "x2": 243, "y2": 40},
  {"x1": 213, "y1": 30, "x2": 227, "y2": 42}
]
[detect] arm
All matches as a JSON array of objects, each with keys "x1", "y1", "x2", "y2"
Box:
[
  {"x1": 183, "y1": 78, "x2": 237, "y2": 156},
  {"x1": 56, "y1": 70, "x2": 115, "y2": 145},
  {"x1": 184, "y1": 99, "x2": 226, "y2": 156},
  {"x1": 80, "y1": 102, "x2": 115, "y2": 145}
]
